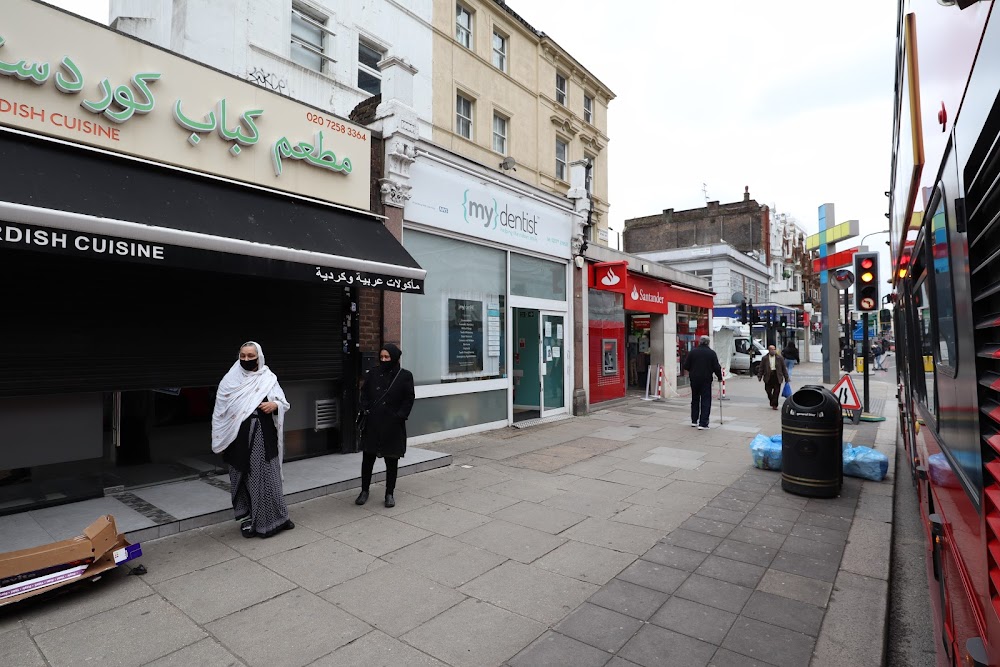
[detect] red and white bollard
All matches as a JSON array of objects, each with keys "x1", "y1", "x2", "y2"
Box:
[{"x1": 720, "y1": 377, "x2": 728, "y2": 400}]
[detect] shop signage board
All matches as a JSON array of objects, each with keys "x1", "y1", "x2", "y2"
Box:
[
  {"x1": 406, "y1": 159, "x2": 574, "y2": 259},
  {"x1": 591, "y1": 262, "x2": 669, "y2": 315},
  {"x1": 0, "y1": 0, "x2": 371, "y2": 210}
]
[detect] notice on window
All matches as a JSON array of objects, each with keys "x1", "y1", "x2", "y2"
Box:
[
  {"x1": 448, "y1": 299, "x2": 484, "y2": 373},
  {"x1": 487, "y1": 303, "x2": 501, "y2": 358},
  {"x1": 557, "y1": 324, "x2": 563, "y2": 340},
  {"x1": 544, "y1": 321, "x2": 552, "y2": 338}
]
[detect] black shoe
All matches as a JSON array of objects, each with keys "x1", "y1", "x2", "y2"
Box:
[
  {"x1": 355, "y1": 490, "x2": 369, "y2": 505},
  {"x1": 384, "y1": 494, "x2": 395, "y2": 508},
  {"x1": 240, "y1": 519, "x2": 255, "y2": 539}
]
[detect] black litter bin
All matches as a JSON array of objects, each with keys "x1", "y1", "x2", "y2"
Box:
[{"x1": 781, "y1": 385, "x2": 843, "y2": 498}]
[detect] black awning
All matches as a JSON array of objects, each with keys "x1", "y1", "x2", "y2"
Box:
[{"x1": 0, "y1": 129, "x2": 424, "y2": 292}]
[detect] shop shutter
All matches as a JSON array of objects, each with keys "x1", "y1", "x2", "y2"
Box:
[{"x1": 0, "y1": 252, "x2": 343, "y2": 395}]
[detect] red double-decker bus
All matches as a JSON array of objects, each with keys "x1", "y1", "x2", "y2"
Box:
[{"x1": 889, "y1": 1, "x2": 998, "y2": 665}]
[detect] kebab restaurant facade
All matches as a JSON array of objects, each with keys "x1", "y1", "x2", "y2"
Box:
[{"x1": 0, "y1": 1, "x2": 425, "y2": 514}]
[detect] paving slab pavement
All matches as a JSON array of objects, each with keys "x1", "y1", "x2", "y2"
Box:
[{"x1": 0, "y1": 363, "x2": 896, "y2": 666}]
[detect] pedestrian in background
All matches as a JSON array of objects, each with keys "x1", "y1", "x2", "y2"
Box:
[
  {"x1": 757, "y1": 344, "x2": 790, "y2": 410},
  {"x1": 356, "y1": 343, "x2": 415, "y2": 508},
  {"x1": 212, "y1": 341, "x2": 294, "y2": 539},
  {"x1": 782, "y1": 340, "x2": 799, "y2": 378},
  {"x1": 683, "y1": 335, "x2": 723, "y2": 430}
]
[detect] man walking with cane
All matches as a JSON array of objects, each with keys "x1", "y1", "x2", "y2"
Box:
[{"x1": 683, "y1": 335, "x2": 723, "y2": 430}]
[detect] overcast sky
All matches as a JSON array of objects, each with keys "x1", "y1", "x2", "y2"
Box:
[{"x1": 46, "y1": 0, "x2": 898, "y2": 249}]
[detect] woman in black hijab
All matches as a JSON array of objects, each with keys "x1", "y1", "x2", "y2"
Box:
[{"x1": 356, "y1": 343, "x2": 415, "y2": 508}]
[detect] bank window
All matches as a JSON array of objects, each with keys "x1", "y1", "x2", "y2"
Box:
[
  {"x1": 291, "y1": 4, "x2": 331, "y2": 73},
  {"x1": 927, "y1": 188, "x2": 957, "y2": 370},
  {"x1": 456, "y1": 4, "x2": 473, "y2": 49},
  {"x1": 555, "y1": 138, "x2": 568, "y2": 181},
  {"x1": 492, "y1": 113, "x2": 508, "y2": 154},
  {"x1": 402, "y1": 231, "x2": 506, "y2": 385},
  {"x1": 357, "y1": 40, "x2": 384, "y2": 95},
  {"x1": 511, "y1": 254, "x2": 567, "y2": 301},
  {"x1": 492, "y1": 29, "x2": 508, "y2": 72},
  {"x1": 583, "y1": 95, "x2": 593, "y2": 124},
  {"x1": 456, "y1": 94, "x2": 473, "y2": 139},
  {"x1": 556, "y1": 72, "x2": 567, "y2": 106}
]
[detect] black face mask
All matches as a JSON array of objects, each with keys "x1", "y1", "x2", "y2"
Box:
[
  {"x1": 379, "y1": 359, "x2": 394, "y2": 371},
  {"x1": 240, "y1": 358, "x2": 258, "y2": 371}
]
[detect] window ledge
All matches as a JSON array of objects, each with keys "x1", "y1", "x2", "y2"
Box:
[{"x1": 249, "y1": 42, "x2": 339, "y2": 81}]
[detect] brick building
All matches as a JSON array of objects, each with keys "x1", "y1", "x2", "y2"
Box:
[{"x1": 623, "y1": 187, "x2": 771, "y2": 264}]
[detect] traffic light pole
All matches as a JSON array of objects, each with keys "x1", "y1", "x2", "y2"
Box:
[{"x1": 862, "y1": 313, "x2": 870, "y2": 413}]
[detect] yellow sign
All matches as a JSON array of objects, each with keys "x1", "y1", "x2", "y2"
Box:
[
  {"x1": 0, "y1": 0, "x2": 371, "y2": 210},
  {"x1": 806, "y1": 219, "x2": 860, "y2": 250}
]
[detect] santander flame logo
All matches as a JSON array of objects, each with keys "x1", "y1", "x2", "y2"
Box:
[
  {"x1": 601, "y1": 268, "x2": 621, "y2": 286},
  {"x1": 631, "y1": 286, "x2": 640, "y2": 300}
]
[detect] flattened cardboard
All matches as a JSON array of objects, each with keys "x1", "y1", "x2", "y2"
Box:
[{"x1": 0, "y1": 515, "x2": 135, "y2": 607}]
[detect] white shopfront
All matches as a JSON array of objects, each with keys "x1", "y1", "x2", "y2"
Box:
[{"x1": 401, "y1": 144, "x2": 579, "y2": 442}]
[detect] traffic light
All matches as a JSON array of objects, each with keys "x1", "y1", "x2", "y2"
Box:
[
  {"x1": 751, "y1": 307, "x2": 760, "y2": 325},
  {"x1": 779, "y1": 315, "x2": 787, "y2": 330},
  {"x1": 738, "y1": 300, "x2": 748, "y2": 324},
  {"x1": 854, "y1": 252, "x2": 880, "y2": 312},
  {"x1": 796, "y1": 310, "x2": 805, "y2": 328}
]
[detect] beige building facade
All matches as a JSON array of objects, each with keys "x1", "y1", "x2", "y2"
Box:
[{"x1": 431, "y1": 0, "x2": 614, "y2": 243}]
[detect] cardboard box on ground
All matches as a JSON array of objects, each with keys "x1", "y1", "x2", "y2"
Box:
[{"x1": 0, "y1": 515, "x2": 142, "y2": 606}]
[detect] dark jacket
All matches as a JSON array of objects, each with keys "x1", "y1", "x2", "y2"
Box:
[
  {"x1": 782, "y1": 345, "x2": 799, "y2": 362},
  {"x1": 683, "y1": 344, "x2": 723, "y2": 385},
  {"x1": 360, "y1": 357, "x2": 415, "y2": 459},
  {"x1": 757, "y1": 352, "x2": 790, "y2": 384}
]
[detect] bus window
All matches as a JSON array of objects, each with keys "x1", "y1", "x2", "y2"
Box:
[
  {"x1": 914, "y1": 275, "x2": 936, "y2": 416},
  {"x1": 928, "y1": 190, "x2": 957, "y2": 369}
]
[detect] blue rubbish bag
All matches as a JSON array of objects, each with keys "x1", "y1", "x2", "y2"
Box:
[
  {"x1": 750, "y1": 433, "x2": 782, "y2": 471},
  {"x1": 842, "y1": 445, "x2": 889, "y2": 481},
  {"x1": 782, "y1": 382, "x2": 792, "y2": 399}
]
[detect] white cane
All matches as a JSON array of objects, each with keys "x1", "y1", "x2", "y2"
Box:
[{"x1": 718, "y1": 378, "x2": 723, "y2": 425}]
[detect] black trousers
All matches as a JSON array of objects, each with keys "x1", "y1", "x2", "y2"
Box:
[
  {"x1": 361, "y1": 452, "x2": 398, "y2": 493},
  {"x1": 764, "y1": 378, "x2": 782, "y2": 408},
  {"x1": 690, "y1": 381, "x2": 713, "y2": 427}
]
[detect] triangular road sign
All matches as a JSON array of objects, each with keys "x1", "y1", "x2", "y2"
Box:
[{"x1": 832, "y1": 374, "x2": 862, "y2": 410}]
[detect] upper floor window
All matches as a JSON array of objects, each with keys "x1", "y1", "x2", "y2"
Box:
[
  {"x1": 583, "y1": 95, "x2": 593, "y2": 124},
  {"x1": 290, "y1": 4, "x2": 330, "y2": 73},
  {"x1": 556, "y1": 72, "x2": 567, "y2": 106},
  {"x1": 456, "y1": 94, "x2": 473, "y2": 139},
  {"x1": 492, "y1": 113, "x2": 508, "y2": 154},
  {"x1": 357, "y1": 40, "x2": 384, "y2": 96},
  {"x1": 456, "y1": 4, "x2": 472, "y2": 49},
  {"x1": 492, "y1": 30, "x2": 508, "y2": 72},
  {"x1": 555, "y1": 138, "x2": 568, "y2": 181}
]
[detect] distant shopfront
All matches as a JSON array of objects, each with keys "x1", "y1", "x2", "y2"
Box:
[
  {"x1": 0, "y1": 1, "x2": 424, "y2": 514},
  {"x1": 589, "y1": 262, "x2": 713, "y2": 401},
  {"x1": 401, "y1": 144, "x2": 579, "y2": 440}
]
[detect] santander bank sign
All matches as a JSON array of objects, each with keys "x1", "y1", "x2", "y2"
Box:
[{"x1": 592, "y1": 262, "x2": 669, "y2": 315}]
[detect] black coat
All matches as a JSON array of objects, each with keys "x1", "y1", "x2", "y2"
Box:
[
  {"x1": 683, "y1": 344, "x2": 723, "y2": 385},
  {"x1": 782, "y1": 346, "x2": 800, "y2": 362},
  {"x1": 359, "y1": 366, "x2": 415, "y2": 458}
]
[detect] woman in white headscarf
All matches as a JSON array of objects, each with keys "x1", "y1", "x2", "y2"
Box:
[{"x1": 212, "y1": 341, "x2": 294, "y2": 538}]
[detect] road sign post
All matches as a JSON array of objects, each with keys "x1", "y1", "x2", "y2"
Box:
[{"x1": 862, "y1": 313, "x2": 870, "y2": 413}]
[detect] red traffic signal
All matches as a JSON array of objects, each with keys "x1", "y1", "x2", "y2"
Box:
[{"x1": 853, "y1": 252, "x2": 880, "y2": 312}]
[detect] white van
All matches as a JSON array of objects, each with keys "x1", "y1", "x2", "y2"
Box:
[{"x1": 731, "y1": 337, "x2": 767, "y2": 375}]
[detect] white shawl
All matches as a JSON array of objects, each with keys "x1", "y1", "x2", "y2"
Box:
[{"x1": 211, "y1": 342, "x2": 290, "y2": 473}]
